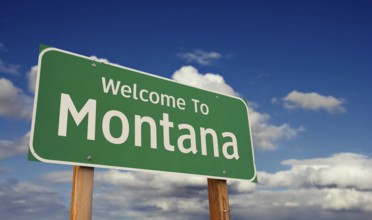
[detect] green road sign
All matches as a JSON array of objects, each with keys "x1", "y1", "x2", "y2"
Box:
[{"x1": 29, "y1": 46, "x2": 257, "y2": 181}]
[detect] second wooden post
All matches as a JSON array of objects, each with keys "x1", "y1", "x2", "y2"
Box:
[{"x1": 208, "y1": 178, "x2": 230, "y2": 220}]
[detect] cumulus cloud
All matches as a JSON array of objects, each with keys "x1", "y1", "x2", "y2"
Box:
[
  {"x1": 249, "y1": 107, "x2": 304, "y2": 150},
  {"x1": 178, "y1": 49, "x2": 222, "y2": 66},
  {"x1": 231, "y1": 188, "x2": 323, "y2": 218},
  {"x1": 41, "y1": 153, "x2": 372, "y2": 219},
  {"x1": 231, "y1": 188, "x2": 372, "y2": 220},
  {"x1": 41, "y1": 169, "x2": 210, "y2": 219},
  {"x1": 41, "y1": 168, "x2": 256, "y2": 195},
  {"x1": 0, "y1": 132, "x2": 30, "y2": 160},
  {"x1": 93, "y1": 184, "x2": 209, "y2": 220},
  {"x1": 172, "y1": 66, "x2": 238, "y2": 96},
  {"x1": 41, "y1": 169, "x2": 254, "y2": 219},
  {"x1": 39, "y1": 171, "x2": 72, "y2": 183},
  {"x1": 26, "y1": 65, "x2": 38, "y2": 93},
  {"x1": 90, "y1": 55, "x2": 110, "y2": 64},
  {"x1": 229, "y1": 180, "x2": 256, "y2": 194},
  {"x1": 0, "y1": 78, "x2": 33, "y2": 119},
  {"x1": 230, "y1": 153, "x2": 372, "y2": 218},
  {"x1": 42, "y1": 169, "x2": 207, "y2": 188},
  {"x1": 259, "y1": 153, "x2": 372, "y2": 190},
  {"x1": 0, "y1": 179, "x2": 68, "y2": 220},
  {"x1": 35, "y1": 152, "x2": 372, "y2": 219},
  {"x1": 0, "y1": 59, "x2": 21, "y2": 75},
  {"x1": 282, "y1": 90, "x2": 346, "y2": 113},
  {"x1": 172, "y1": 66, "x2": 303, "y2": 150},
  {"x1": 43, "y1": 170, "x2": 208, "y2": 219},
  {"x1": 322, "y1": 188, "x2": 372, "y2": 212}
]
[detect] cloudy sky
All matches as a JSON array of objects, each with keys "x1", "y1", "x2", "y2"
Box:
[{"x1": 1, "y1": 0, "x2": 372, "y2": 219}]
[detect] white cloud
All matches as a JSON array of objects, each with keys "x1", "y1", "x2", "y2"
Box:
[
  {"x1": 42, "y1": 169, "x2": 210, "y2": 219},
  {"x1": 90, "y1": 55, "x2": 110, "y2": 64},
  {"x1": 41, "y1": 168, "x2": 255, "y2": 196},
  {"x1": 249, "y1": 107, "x2": 304, "y2": 150},
  {"x1": 0, "y1": 78, "x2": 33, "y2": 119},
  {"x1": 41, "y1": 169, "x2": 201, "y2": 218},
  {"x1": 0, "y1": 59, "x2": 21, "y2": 75},
  {"x1": 172, "y1": 66, "x2": 238, "y2": 96},
  {"x1": 0, "y1": 132, "x2": 30, "y2": 160},
  {"x1": 93, "y1": 183, "x2": 209, "y2": 220},
  {"x1": 322, "y1": 188, "x2": 372, "y2": 212},
  {"x1": 178, "y1": 49, "x2": 222, "y2": 65},
  {"x1": 230, "y1": 187, "x2": 372, "y2": 219},
  {"x1": 40, "y1": 169, "x2": 255, "y2": 219},
  {"x1": 231, "y1": 188, "x2": 323, "y2": 216},
  {"x1": 259, "y1": 153, "x2": 372, "y2": 190},
  {"x1": 34, "y1": 152, "x2": 372, "y2": 219},
  {"x1": 0, "y1": 179, "x2": 68, "y2": 220},
  {"x1": 42, "y1": 169, "x2": 206, "y2": 189},
  {"x1": 27, "y1": 153, "x2": 372, "y2": 220},
  {"x1": 230, "y1": 153, "x2": 372, "y2": 217},
  {"x1": 229, "y1": 180, "x2": 256, "y2": 193},
  {"x1": 39, "y1": 171, "x2": 72, "y2": 183},
  {"x1": 172, "y1": 66, "x2": 303, "y2": 150},
  {"x1": 26, "y1": 65, "x2": 38, "y2": 93},
  {"x1": 282, "y1": 90, "x2": 346, "y2": 113}
]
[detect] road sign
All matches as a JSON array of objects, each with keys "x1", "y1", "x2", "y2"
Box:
[{"x1": 29, "y1": 46, "x2": 257, "y2": 181}]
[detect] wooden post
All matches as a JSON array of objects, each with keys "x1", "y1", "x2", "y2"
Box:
[
  {"x1": 70, "y1": 166, "x2": 94, "y2": 220},
  {"x1": 208, "y1": 178, "x2": 230, "y2": 220}
]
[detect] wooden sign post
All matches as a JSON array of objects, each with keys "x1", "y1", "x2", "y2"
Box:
[
  {"x1": 208, "y1": 178, "x2": 230, "y2": 220},
  {"x1": 70, "y1": 166, "x2": 94, "y2": 220}
]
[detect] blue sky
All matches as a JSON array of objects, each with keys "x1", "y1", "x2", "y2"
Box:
[{"x1": 1, "y1": 0, "x2": 372, "y2": 219}]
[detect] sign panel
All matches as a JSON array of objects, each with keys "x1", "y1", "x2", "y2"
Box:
[{"x1": 29, "y1": 47, "x2": 257, "y2": 181}]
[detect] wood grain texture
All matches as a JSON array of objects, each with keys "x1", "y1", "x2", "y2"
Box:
[
  {"x1": 70, "y1": 166, "x2": 94, "y2": 220},
  {"x1": 208, "y1": 178, "x2": 230, "y2": 220}
]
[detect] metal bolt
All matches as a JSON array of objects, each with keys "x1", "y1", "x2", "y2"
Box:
[
  {"x1": 222, "y1": 170, "x2": 226, "y2": 174},
  {"x1": 87, "y1": 155, "x2": 92, "y2": 160},
  {"x1": 216, "y1": 95, "x2": 219, "y2": 99},
  {"x1": 92, "y1": 63, "x2": 96, "y2": 68},
  {"x1": 223, "y1": 209, "x2": 227, "y2": 213}
]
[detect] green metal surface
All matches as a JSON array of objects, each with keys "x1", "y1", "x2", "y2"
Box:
[{"x1": 29, "y1": 47, "x2": 256, "y2": 181}]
